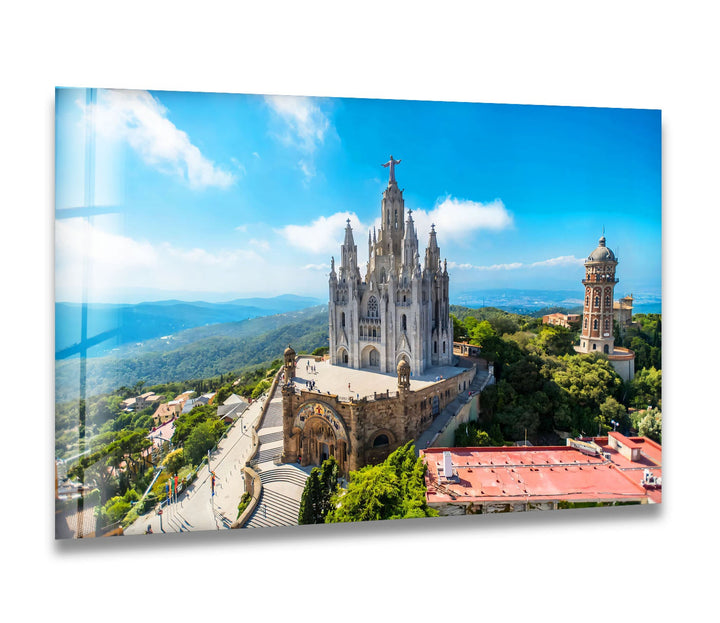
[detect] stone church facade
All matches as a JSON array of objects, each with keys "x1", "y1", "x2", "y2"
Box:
[{"x1": 328, "y1": 156, "x2": 453, "y2": 376}]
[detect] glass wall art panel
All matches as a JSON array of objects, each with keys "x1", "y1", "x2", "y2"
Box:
[{"x1": 55, "y1": 88, "x2": 661, "y2": 539}]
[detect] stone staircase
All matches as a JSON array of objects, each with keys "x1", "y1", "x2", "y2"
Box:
[
  {"x1": 243, "y1": 388, "x2": 309, "y2": 530},
  {"x1": 244, "y1": 467, "x2": 308, "y2": 529}
]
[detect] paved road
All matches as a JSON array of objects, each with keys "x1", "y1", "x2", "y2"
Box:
[{"x1": 125, "y1": 395, "x2": 267, "y2": 536}]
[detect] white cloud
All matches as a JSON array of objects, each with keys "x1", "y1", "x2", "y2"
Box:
[
  {"x1": 448, "y1": 255, "x2": 583, "y2": 272},
  {"x1": 55, "y1": 218, "x2": 266, "y2": 301},
  {"x1": 530, "y1": 255, "x2": 584, "y2": 268},
  {"x1": 265, "y1": 95, "x2": 332, "y2": 182},
  {"x1": 277, "y1": 211, "x2": 370, "y2": 255},
  {"x1": 298, "y1": 159, "x2": 316, "y2": 182},
  {"x1": 264, "y1": 95, "x2": 330, "y2": 153},
  {"x1": 410, "y1": 196, "x2": 513, "y2": 243},
  {"x1": 303, "y1": 263, "x2": 329, "y2": 271},
  {"x1": 80, "y1": 90, "x2": 235, "y2": 189},
  {"x1": 235, "y1": 225, "x2": 248, "y2": 232},
  {"x1": 249, "y1": 238, "x2": 270, "y2": 251}
]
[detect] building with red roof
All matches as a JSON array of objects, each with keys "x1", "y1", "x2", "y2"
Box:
[{"x1": 422, "y1": 433, "x2": 661, "y2": 515}]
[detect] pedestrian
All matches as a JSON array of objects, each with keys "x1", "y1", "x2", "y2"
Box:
[
  {"x1": 348, "y1": 382, "x2": 351, "y2": 391},
  {"x1": 145, "y1": 525, "x2": 153, "y2": 534}
]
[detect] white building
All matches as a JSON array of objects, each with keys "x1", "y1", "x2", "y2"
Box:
[{"x1": 328, "y1": 157, "x2": 453, "y2": 375}]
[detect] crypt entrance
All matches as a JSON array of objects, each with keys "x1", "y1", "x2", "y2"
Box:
[{"x1": 293, "y1": 401, "x2": 349, "y2": 474}]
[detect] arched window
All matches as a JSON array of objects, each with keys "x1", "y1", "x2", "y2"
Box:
[
  {"x1": 594, "y1": 295, "x2": 600, "y2": 307},
  {"x1": 603, "y1": 344, "x2": 609, "y2": 354},
  {"x1": 341, "y1": 311, "x2": 345, "y2": 328},
  {"x1": 593, "y1": 343, "x2": 597, "y2": 350},
  {"x1": 442, "y1": 342, "x2": 446, "y2": 353},
  {"x1": 373, "y1": 434, "x2": 389, "y2": 448},
  {"x1": 372, "y1": 328, "x2": 377, "y2": 338},
  {"x1": 434, "y1": 341, "x2": 437, "y2": 354},
  {"x1": 402, "y1": 314, "x2": 407, "y2": 331},
  {"x1": 584, "y1": 317, "x2": 588, "y2": 329},
  {"x1": 605, "y1": 295, "x2": 610, "y2": 308},
  {"x1": 368, "y1": 296, "x2": 378, "y2": 318},
  {"x1": 604, "y1": 318, "x2": 610, "y2": 331},
  {"x1": 593, "y1": 319, "x2": 598, "y2": 330}
]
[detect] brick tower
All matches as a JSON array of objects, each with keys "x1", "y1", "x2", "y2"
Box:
[{"x1": 578, "y1": 234, "x2": 618, "y2": 355}]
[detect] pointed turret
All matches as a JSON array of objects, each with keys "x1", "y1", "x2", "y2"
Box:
[
  {"x1": 425, "y1": 223, "x2": 441, "y2": 272},
  {"x1": 340, "y1": 219, "x2": 360, "y2": 283},
  {"x1": 401, "y1": 209, "x2": 419, "y2": 269}
]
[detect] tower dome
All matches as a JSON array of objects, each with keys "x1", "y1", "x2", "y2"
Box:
[
  {"x1": 588, "y1": 235, "x2": 616, "y2": 262},
  {"x1": 397, "y1": 359, "x2": 411, "y2": 375},
  {"x1": 284, "y1": 345, "x2": 296, "y2": 357}
]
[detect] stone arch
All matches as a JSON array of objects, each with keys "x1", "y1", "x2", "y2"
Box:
[
  {"x1": 336, "y1": 346, "x2": 349, "y2": 365},
  {"x1": 294, "y1": 402, "x2": 350, "y2": 473},
  {"x1": 367, "y1": 428, "x2": 395, "y2": 452},
  {"x1": 361, "y1": 344, "x2": 380, "y2": 369}
]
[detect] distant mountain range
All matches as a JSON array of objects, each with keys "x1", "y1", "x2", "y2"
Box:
[
  {"x1": 55, "y1": 294, "x2": 323, "y2": 359},
  {"x1": 55, "y1": 305, "x2": 329, "y2": 402},
  {"x1": 54, "y1": 289, "x2": 661, "y2": 403}
]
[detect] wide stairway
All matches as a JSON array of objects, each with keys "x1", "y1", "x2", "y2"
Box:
[
  {"x1": 244, "y1": 387, "x2": 309, "y2": 529},
  {"x1": 244, "y1": 466, "x2": 309, "y2": 529}
]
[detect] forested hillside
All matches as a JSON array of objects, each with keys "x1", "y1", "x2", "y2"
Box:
[{"x1": 55, "y1": 306, "x2": 328, "y2": 401}]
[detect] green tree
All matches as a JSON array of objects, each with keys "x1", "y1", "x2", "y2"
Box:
[
  {"x1": 454, "y1": 421, "x2": 497, "y2": 447},
  {"x1": 162, "y1": 448, "x2": 186, "y2": 476},
  {"x1": 628, "y1": 367, "x2": 662, "y2": 409},
  {"x1": 532, "y1": 325, "x2": 575, "y2": 356},
  {"x1": 326, "y1": 442, "x2": 437, "y2": 523},
  {"x1": 184, "y1": 420, "x2": 223, "y2": 465},
  {"x1": 298, "y1": 456, "x2": 340, "y2": 525},
  {"x1": 630, "y1": 407, "x2": 662, "y2": 443},
  {"x1": 469, "y1": 320, "x2": 495, "y2": 347},
  {"x1": 599, "y1": 396, "x2": 629, "y2": 432}
]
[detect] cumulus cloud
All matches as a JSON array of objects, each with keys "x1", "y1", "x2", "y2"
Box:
[
  {"x1": 410, "y1": 196, "x2": 513, "y2": 243},
  {"x1": 80, "y1": 89, "x2": 235, "y2": 189},
  {"x1": 276, "y1": 211, "x2": 370, "y2": 255}
]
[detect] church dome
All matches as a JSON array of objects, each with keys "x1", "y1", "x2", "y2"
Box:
[
  {"x1": 284, "y1": 345, "x2": 296, "y2": 357},
  {"x1": 587, "y1": 235, "x2": 616, "y2": 262},
  {"x1": 397, "y1": 359, "x2": 410, "y2": 375}
]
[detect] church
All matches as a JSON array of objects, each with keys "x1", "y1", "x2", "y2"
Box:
[
  {"x1": 328, "y1": 156, "x2": 453, "y2": 376},
  {"x1": 279, "y1": 157, "x2": 476, "y2": 476}
]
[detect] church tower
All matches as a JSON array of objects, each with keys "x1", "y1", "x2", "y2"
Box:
[
  {"x1": 328, "y1": 156, "x2": 453, "y2": 376},
  {"x1": 577, "y1": 234, "x2": 618, "y2": 355}
]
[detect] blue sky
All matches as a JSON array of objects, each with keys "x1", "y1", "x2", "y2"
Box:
[{"x1": 55, "y1": 88, "x2": 661, "y2": 303}]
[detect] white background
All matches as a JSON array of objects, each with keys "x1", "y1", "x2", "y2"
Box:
[{"x1": 1, "y1": 1, "x2": 717, "y2": 620}]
